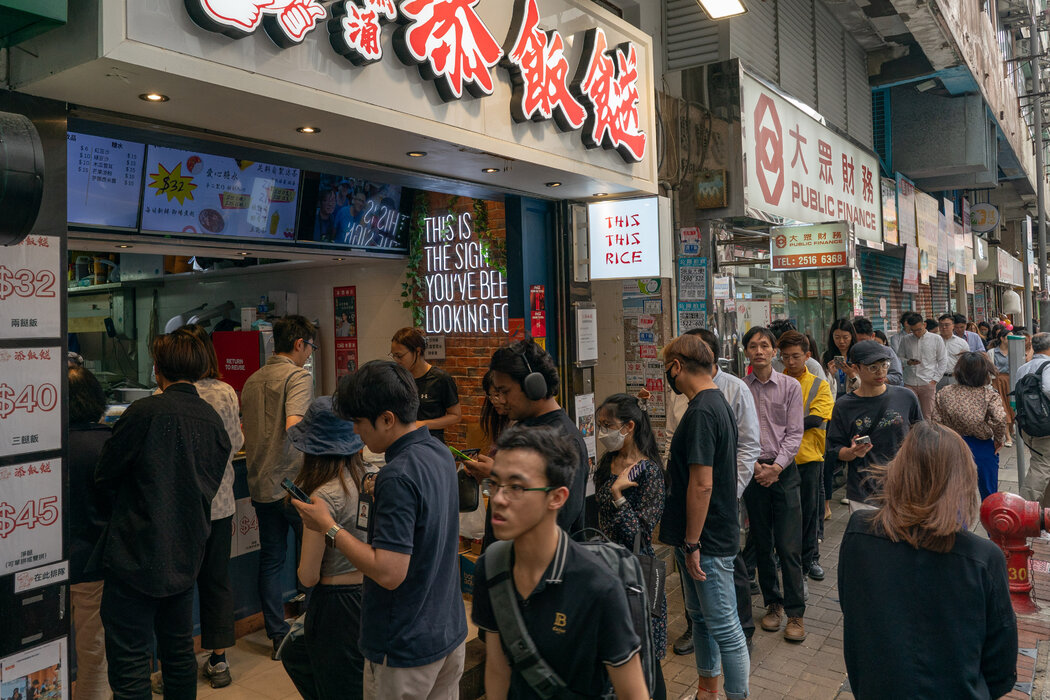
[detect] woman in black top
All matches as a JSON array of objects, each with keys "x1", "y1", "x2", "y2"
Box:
[
  {"x1": 838, "y1": 422, "x2": 1017, "y2": 700},
  {"x1": 389, "y1": 327, "x2": 461, "y2": 443}
]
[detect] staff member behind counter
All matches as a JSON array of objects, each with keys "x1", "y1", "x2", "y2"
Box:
[{"x1": 390, "y1": 327, "x2": 461, "y2": 444}]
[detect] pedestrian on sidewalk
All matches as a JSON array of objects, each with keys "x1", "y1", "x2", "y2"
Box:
[
  {"x1": 838, "y1": 422, "x2": 1017, "y2": 700},
  {"x1": 659, "y1": 332, "x2": 751, "y2": 699},
  {"x1": 936, "y1": 314, "x2": 970, "y2": 389},
  {"x1": 822, "y1": 318, "x2": 857, "y2": 399},
  {"x1": 955, "y1": 313, "x2": 986, "y2": 353},
  {"x1": 931, "y1": 352, "x2": 1006, "y2": 501},
  {"x1": 852, "y1": 317, "x2": 902, "y2": 386},
  {"x1": 1015, "y1": 333, "x2": 1050, "y2": 504},
  {"x1": 987, "y1": 326, "x2": 1016, "y2": 447},
  {"x1": 897, "y1": 311, "x2": 946, "y2": 418},
  {"x1": 742, "y1": 327, "x2": 807, "y2": 643}
]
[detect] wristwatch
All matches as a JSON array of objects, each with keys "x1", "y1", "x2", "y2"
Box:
[
  {"x1": 682, "y1": 541, "x2": 701, "y2": 554},
  {"x1": 325, "y1": 524, "x2": 343, "y2": 549}
]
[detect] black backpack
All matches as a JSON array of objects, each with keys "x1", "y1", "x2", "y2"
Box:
[{"x1": 1012, "y1": 362, "x2": 1050, "y2": 437}]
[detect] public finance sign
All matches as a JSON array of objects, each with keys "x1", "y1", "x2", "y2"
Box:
[
  {"x1": 770, "y1": 222, "x2": 853, "y2": 271},
  {"x1": 742, "y1": 74, "x2": 882, "y2": 243}
]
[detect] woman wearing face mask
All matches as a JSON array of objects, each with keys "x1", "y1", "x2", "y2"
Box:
[
  {"x1": 389, "y1": 327, "x2": 462, "y2": 443},
  {"x1": 593, "y1": 393, "x2": 667, "y2": 700}
]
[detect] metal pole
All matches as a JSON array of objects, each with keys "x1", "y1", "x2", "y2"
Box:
[
  {"x1": 1009, "y1": 333, "x2": 1029, "y2": 490},
  {"x1": 1032, "y1": 12, "x2": 1048, "y2": 330}
]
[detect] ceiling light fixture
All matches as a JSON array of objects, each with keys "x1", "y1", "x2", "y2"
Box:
[
  {"x1": 296, "y1": 126, "x2": 320, "y2": 134},
  {"x1": 545, "y1": 182, "x2": 562, "y2": 188},
  {"x1": 117, "y1": 244, "x2": 132, "y2": 249},
  {"x1": 695, "y1": 0, "x2": 747, "y2": 20},
  {"x1": 406, "y1": 151, "x2": 427, "y2": 157},
  {"x1": 238, "y1": 252, "x2": 249, "y2": 256},
  {"x1": 482, "y1": 167, "x2": 500, "y2": 173},
  {"x1": 139, "y1": 92, "x2": 169, "y2": 102},
  {"x1": 593, "y1": 192, "x2": 609, "y2": 197},
  {"x1": 333, "y1": 257, "x2": 345, "y2": 261}
]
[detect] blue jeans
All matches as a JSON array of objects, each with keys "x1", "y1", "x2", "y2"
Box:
[
  {"x1": 675, "y1": 549, "x2": 750, "y2": 700},
  {"x1": 253, "y1": 499, "x2": 304, "y2": 640}
]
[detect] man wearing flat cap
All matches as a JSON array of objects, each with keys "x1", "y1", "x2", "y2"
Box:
[{"x1": 824, "y1": 341, "x2": 924, "y2": 511}]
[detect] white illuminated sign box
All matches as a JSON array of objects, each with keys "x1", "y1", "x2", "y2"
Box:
[{"x1": 588, "y1": 197, "x2": 670, "y2": 280}]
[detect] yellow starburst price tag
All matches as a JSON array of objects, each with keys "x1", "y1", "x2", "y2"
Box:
[{"x1": 148, "y1": 162, "x2": 197, "y2": 205}]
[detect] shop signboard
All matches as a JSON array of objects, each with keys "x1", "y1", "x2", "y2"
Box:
[
  {"x1": 0, "y1": 458, "x2": 63, "y2": 576},
  {"x1": 0, "y1": 236, "x2": 61, "y2": 340},
  {"x1": 881, "y1": 177, "x2": 898, "y2": 247},
  {"x1": 589, "y1": 197, "x2": 664, "y2": 280},
  {"x1": 741, "y1": 73, "x2": 881, "y2": 243},
  {"x1": 970, "y1": 203, "x2": 1000, "y2": 234},
  {"x1": 896, "y1": 174, "x2": 917, "y2": 248},
  {"x1": 679, "y1": 227, "x2": 701, "y2": 256},
  {"x1": 769, "y1": 222, "x2": 852, "y2": 271},
  {"x1": 66, "y1": 132, "x2": 146, "y2": 229}
]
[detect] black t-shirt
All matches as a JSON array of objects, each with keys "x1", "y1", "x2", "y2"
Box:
[
  {"x1": 521, "y1": 408, "x2": 588, "y2": 535},
  {"x1": 659, "y1": 388, "x2": 739, "y2": 557},
  {"x1": 839, "y1": 511, "x2": 1017, "y2": 700},
  {"x1": 415, "y1": 366, "x2": 460, "y2": 444},
  {"x1": 824, "y1": 386, "x2": 923, "y2": 502},
  {"x1": 471, "y1": 531, "x2": 641, "y2": 698}
]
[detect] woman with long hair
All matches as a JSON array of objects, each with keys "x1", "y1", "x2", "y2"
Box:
[
  {"x1": 987, "y1": 326, "x2": 1017, "y2": 447},
  {"x1": 931, "y1": 352, "x2": 1007, "y2": 501},
  {"x1": 593, "y1": 393, "x2": 667, "y2": 700},
  {"x1": 390, "y1": 327, "x2": 461, "y2": 443},
  {"x1": 281, "y1": 396, "x2": 370, "y2": 700},
  {"x1": 480, "y1": 370, "x2": 511, "y2": 449},
  {"x1": 838, "y1": 423, "x2": 1017, "y2": 699},
  {"x1": 822, "y1": 318, "x2": 857, "y2": 398}
]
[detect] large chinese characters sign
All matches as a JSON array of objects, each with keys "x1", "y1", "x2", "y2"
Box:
[
  {"x1": 769, "y1": 222, "x2": 853, "y2": 271},
  {"x1": 184, "y1": 0, "x2": 646, "y2": 164},
  {"x1": 742, "y1": 74, "x2": 881, "y2": 243}
]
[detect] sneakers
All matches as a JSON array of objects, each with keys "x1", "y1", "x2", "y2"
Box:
[
  {"x1": 784, "y1": 617, "x2": 807, "y2": 642},
  {"x1": 760, "y1": 603, "x2": 783, "y2": 631},
  {"x1": 673, "y1": 626, "x2": 694, "y2": 656},
  {"x1": 203, "y1": 660, "x2": 232, "y2": 688},
  {"x1": 807, "y1": 563, "x2": 826, "y2": 581}
]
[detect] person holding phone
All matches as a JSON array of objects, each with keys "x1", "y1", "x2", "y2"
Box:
[
  {"x1": 279, "y1": 396, "x2": 370, "y2": 700},
  {"x1": 821, "y1": 319, "x2": 858, "y2": 399},
  {"x1": 825, "y1": 341, "x2": 923, "y2": 512},
  {"x1": 593, "y1": 394, "x2": 667, "y2": 700}
]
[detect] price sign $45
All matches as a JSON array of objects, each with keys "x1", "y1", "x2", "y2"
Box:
[{"x1": 0, "y1": 497, "x2": 59, "y2": 539}]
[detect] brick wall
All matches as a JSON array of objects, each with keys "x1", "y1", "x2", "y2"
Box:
[{"x1": 420, "y1": 192, "x2": 508, "y2": 449}]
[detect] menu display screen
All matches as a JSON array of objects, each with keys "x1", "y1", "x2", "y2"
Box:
[
  {"x1": 141, "y1": 145, "x2": 301, "y2": 240},
  {"x1": 298, "y1": 173, "x2": 408, "y2": 252},
  {"x1": 67, "y1": 132, "x2": 146, "y2": 229}
]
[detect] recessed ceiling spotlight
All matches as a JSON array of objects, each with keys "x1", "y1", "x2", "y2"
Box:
[
  {"x1": 296, "y1": 126, "x2": 320, "y2": 134},
  {"x1": 406, "y1": 151, "x2": 427, "y2": 157},
  {"x1": 238, "y1": 252, "x2": 249, "y2": 256},
  {"x1": 139, "y1": 93, "x2": 169, "y2": 102},
  {"x1": 545, "y1": 182, "x2": 562, "y2": 188},
  {"x1": 117, "y1": 244, "x2": 133, "y2": 248},
  {"x1": 593, "y1": 192, "x2": 609, "y2": 197},
  {"x1": 333, "y1": 257, "x2": 345, "y2": 261},
  {"x1": 482, "y1": 167, "x2": 500, "y2": 173}
]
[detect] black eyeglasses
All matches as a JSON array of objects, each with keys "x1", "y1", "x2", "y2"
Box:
[
  {"x1": 303, "y1": 339, "x2": 318, "y2": 351},
  {"x1": 482, "y1": 479, "x2": 554, "y2": 500}
]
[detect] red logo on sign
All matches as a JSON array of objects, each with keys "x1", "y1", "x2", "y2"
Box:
[
  {"x1": 774, "y1": 235, "x2": 787, "y2": 249},
  {"x1": 754, "y1": 94, "x2": 784, "y2": 205}
]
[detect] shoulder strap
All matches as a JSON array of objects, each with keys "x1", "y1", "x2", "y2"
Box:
[
  {"x1": 804, "y1": 377, "x2": 827, "y2": 430},
  {"x1": 484, "y1": 541, "x2": 572, "y2": 700}
]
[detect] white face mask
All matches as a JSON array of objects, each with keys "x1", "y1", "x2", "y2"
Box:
[{"x1": 598, "y1": 426, "x2": 626, "y2": 451}]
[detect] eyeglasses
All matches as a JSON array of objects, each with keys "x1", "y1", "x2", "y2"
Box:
[
  {"x1": 862, "y1": 360, "x2": 890, "y2": 372},
  {"x1": 388, "y1": 351, "x2": 409, "y2": 361},
  {"x1": 482, "y1": 479, "x2": 554, "y2": 500},
  {"x1": 303, "y1": 339, "x2": 318, "y2": 351}
]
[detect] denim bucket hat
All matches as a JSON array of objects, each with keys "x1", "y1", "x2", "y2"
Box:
[{"x1": 287, "y1": 395, "x2": 364, "y2": 456}]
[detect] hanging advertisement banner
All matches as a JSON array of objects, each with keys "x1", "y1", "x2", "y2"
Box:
[
  {"x1": 914, "y1": 190, "x2": 939, "y2": 284},
  {"x1": 0, "y1": 235, "x2": 61, "y2": 340},
  {"x1": 769, "y1": 222, "x2": 853, "y2": 271},
  {"x1": 937, "y1": 206, "x2": 949, "y2": 274},
  {"x1": 902, "y1": 245, "x2": 920, "y2": 294},
  {"x1": 741, "y1": 74, "x2": 881, "y2": 243},
  {"x1": 881, "y1": 178, "x2": 898, "y2": 247},
  {"x1": 0, "y1": 458, "x2": 63, "y2": 576},
  {"x1": 896, "y1": 174, "x2": 917, "y2": 248}
]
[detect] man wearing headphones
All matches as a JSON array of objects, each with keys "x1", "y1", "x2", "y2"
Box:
[{"x1": 465, "y1": 338, "x2": 588, "y2": 535}]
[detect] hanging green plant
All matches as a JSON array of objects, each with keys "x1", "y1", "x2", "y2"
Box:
[
  {"x1": 474, "y1": 198, "x2": 506, "y2": 274},
  {"x1": 400, "y1": 190, "x2": 428, "y2": 326}
]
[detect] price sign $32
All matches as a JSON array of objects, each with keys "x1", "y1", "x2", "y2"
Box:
[
  {"x1": 0, "y1": 497, "x2": 59, "y2": 539},
  {"x1": 0, "y1": 266, "x2": 56, "y2": 301}
]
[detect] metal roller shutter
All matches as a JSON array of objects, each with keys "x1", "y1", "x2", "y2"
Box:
[
  {"x1": 858, "y1": 249, "x2": 913, "y2": 334},
  {"x1": 929, "y1": 273, "x2": 951, "y2": 316},
  {"x1": 778, "y1": 0, "x2": 816, "y2": 107}
]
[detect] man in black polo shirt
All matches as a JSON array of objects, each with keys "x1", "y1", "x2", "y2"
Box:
[
  {"x1": 465, "y1": 338, "x2": 588, "y2": 534},
  {"x1": 471, "y1": 425, "x2": 649, "y2": 699},
  {"x1": 292, "y1": 360, "x2": 466, "y2": 699}
]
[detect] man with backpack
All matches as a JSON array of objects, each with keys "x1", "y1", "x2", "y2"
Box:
[
  {"x1": 1014, "y1": 333, "x2": 1050, "y2": 503},
  {"x1": 470, "y1": 425, "x2": 651, "y2": 699}
]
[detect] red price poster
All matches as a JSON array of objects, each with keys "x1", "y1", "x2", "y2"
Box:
[
  {"x1": 335, "y1": 338, "x2": 359, "y2": 380},
  {"x1": 0, "y1": 235, "x2": 61, "y2": 340},
  {"x1": 530, "y1": 285, "x2": 546, "y2": 338},
  {"x1": 0, "y1": 346, "x2": 62, "y2": 456},
  {"x1": 0, "y1": 458, "x2": 63, "y2": 575},
  {"x1": 334, "y1": 286, "x2": 357, "y2": 339}
]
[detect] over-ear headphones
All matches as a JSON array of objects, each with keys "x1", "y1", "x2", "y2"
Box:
[{"x1": 520, "y1": 350, "x2": 548, "y2": 401}]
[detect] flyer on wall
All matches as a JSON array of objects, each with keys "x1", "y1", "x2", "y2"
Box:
[
  {"x1": 574, "y1": 393, "x2": 596, "y2": 461},
  {"x1": 1, "y1": 638, "x2": 67, "y2": 700},
  {"x1": 333, "y1": 286, "x2": 357, "y2": 339}
]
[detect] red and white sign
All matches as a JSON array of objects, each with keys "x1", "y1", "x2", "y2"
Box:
[
  {"x1": 0, "y1": 458, "x2": 63, "y2": 576},
  {"x1": 185, "y1": 0, "x2": 327, "y2": 47},
  {"x1": 769, "y1": 222, "x2": 852, "y2": 271},
  {"x1": 335, "y1": 338, "x2": 359, "y2": 379},
  {"x1": 0, "y1": 347, "x2": 61, "y2": 457},
  {"x1": 0, "y1": 235, "x2": 60, "y2": 340},
  {"x1": 742, "y1": 74, "x2": 881, "y2": 243},
  {"x1": 588, "y1": 197, "x2": 660, "y2": 280},
  {"x1": 212, "y1": 331, "x2": 263, "y2": 395}
]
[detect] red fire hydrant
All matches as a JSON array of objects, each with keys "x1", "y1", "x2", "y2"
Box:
[{"x1": 981, "y1": 492, "x2": 1049, "y2": 614}]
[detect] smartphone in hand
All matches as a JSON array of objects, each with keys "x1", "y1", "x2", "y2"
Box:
[
  {"x1": 855, "y1": 435, "x2": 872, "y2": 446},
  {"x1": 834, "y1": 355, "x2": 847, "y2": 365},
  {"x1": 281, "y1": 477, "x2": 312, "y2": 503},
  {"x1": 626, "y1": 461, "x2": 645, "y2": 482},
  {"x1": 449, "y1": 445, "x2": 480, "y2": 461}
]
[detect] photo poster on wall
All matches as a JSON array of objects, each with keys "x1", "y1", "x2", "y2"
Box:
[
  {"x1": 574, "y1": 393, "x2": 596, "y2": 461},
  {"x1": 334, "y1": 286, "x2": 357, "y2": 339},
  {"x1": 335, "y1": 339, "x2": 359, "y2": 380},
  {"x1": 0, "y1": 638, "x2": 68, "y2": 700}
]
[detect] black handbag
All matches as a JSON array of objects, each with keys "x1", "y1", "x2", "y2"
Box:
[
  {"x1": 632, "y1": 532, "x2": 666, "y2": 615},
  {"x1": 458, "y1": 467, "x2": 480, "y2": 513}
]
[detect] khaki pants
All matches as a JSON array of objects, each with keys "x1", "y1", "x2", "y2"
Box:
[
  {"x1": 364, "y1": 641, "x2": 465, "y2": 700},
  {"x1": 71, "y1": 580, "x2": 111, "y2": 700},
  {"x1": 906, "y1": 382, "x2": 936, "y2": 420},
  {"x1": 1022, "y1": 432, "x2": 1050, "y2": 506}
]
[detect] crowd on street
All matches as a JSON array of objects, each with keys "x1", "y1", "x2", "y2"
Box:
[{"x1": 65, "y1": 311, "x2": 1042, "y2": 699}]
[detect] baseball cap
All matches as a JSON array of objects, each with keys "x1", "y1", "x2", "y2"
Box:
[{"x1": 848, "y1": 340, "x2": 892, "y2": 365}]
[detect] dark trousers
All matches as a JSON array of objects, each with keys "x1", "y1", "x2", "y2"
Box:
[
  {"x1": 198, "y1": 515, "x2": 235, "y2": 650},
  {"x1": 252, "y1": 498, "x2": 304, "y2": 640},
  {"x1": 743, "y1": 461, "x2": 806, "y2": 618},
  {"x1": 733, "y1": 552, "x2": 755, "y2": 640},
  {"x1": 798, "y1": 461, "x2": 822, "y2": 569},
  {"x1": 281, "y1": 584, "x2": 364, "y2": 700},
  {"x1": 101, "y1": 578, "x2": 196, "y2": 700}
]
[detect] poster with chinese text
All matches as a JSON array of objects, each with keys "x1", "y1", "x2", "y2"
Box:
[
  {"x1": 0, "y1": 458, "x2": 63, "y2": 575},
  {"x1": 334, "y1": 286, "x2": 357, "y2": 338},
  {"x1": 0, "y1": 639, "x2": 67, "y2": 700},
  {"x1": 0, "y1": 346, "x2": 62, "y2": 456},
  {"x1": 677, "y1": 257, "x2": 707, "y2": 301},
  {"x1": 0, "y1": 236, "x2": 61, "y2": 340},
  {"x1": 335, "y1": 339, "x2": 359, "y2": 380}
]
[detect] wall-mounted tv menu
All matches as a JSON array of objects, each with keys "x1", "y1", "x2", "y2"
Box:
[
  {"x1": 297, "y1": 173, "x2": 409, "y2": 252},
  {"x1": 67, "y1": 132, "x2": 146, "y2": 229},
  {"x1": 140, "y1": 145, "x2": 301, "y2": 241}
]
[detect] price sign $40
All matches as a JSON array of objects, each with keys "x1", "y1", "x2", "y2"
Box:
[
  {"x1": 0, "y1": 497, "x2": 59, "y2": 539},
  {"x1": 0, "y1": 383, "x2": 58, "y2": 420}
]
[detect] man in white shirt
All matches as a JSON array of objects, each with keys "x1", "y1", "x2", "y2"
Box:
[
  {"x1": 889, "y1": 314, "x2": 909, "y2": 356},
  {"x1": 937, "y1": 314, "x2": 970, "y2": 388},
  {"x1": 1015, "y1": 333, "x2": 1050, "y2": 504},
  {"x1": 896, "y1": 311, "x2": 946, "y2": 419}
]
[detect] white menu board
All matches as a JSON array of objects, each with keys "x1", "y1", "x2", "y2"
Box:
[
  {"x1": 66, "y1": 132, "x2": 145, "y2": 228},
  {"x1": 141, "y1": 145, "x2": 301, "y2": 240},
  {"x1": 0, "y1": 458, "x2": 63, "y2": 576},
  {"x1": 0, "y1": 346, "x2": 62, "y2": 456},
  {"x1": 0, "y1": 235, "x2": 61, "y2": 340}
]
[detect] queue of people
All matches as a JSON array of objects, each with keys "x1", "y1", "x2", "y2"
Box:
[{"x1": 64, "y1": 309, "x2": 1023, "y2": 700}]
